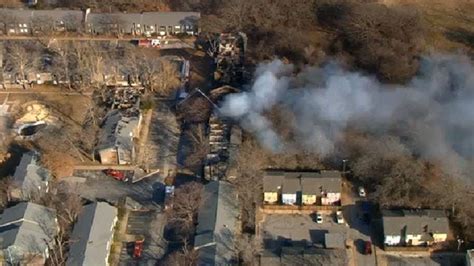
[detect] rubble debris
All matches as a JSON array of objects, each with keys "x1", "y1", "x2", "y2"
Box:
[
  {"x1": 204, "y1": 112, "x2": 242, "y2": 181},
  {"x1": 96, "y1": 86, "x2": 145, "y2": 165},
  {"x1": 213, "y1": 32, "x2": 247, "y2": 85}
]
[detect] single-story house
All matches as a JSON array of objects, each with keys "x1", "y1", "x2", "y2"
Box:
[
  {"x1": 263, "y1": 170, "x2": 342, "y2": 206},
  {"x1": 194, "y1": 181, "x2": 240, "y2": 265},
  {"x1": 382, "y1": 209, "x2": 449, "y2": 247},
  {"x1": 67, "y1": 202, "x2": 118, "y2": 266},
  {"x1": 0, "y1": 202, "x2": 57, "y2": 265},
  {"x1": 11, "y1": 151, "x2": 51, "y2": 200},
  {"x1": 96, "y1": 109, "x2": 142, "y2": 165}
]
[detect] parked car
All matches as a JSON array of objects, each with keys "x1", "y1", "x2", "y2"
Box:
[
  {"x1": 133, "y1": 236, "x2": 145, "y2": 258},
  {"x1": 104, "y1": 169, "x2": 128, "y2": 182},
  {"x1": 364, "y1": 240, "x2": 372, "y2": 255},
  {"x1": 358, "y1": 186, "x2": 366, "y2": 197},
  {"x1": 316, "y1": 212, "x2": 323, "y2": 223},
  {"x1": 336, "y1": 211, "x2": 344, "y2": 224}
]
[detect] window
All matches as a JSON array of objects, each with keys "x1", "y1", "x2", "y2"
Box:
[{"x1": 174, "y1": 25, "x2": 181, "y2": 29}]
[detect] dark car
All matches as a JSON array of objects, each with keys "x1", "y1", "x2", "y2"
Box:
[{"x1": 364, "y1": 241, "x2": 372, "y2": 255}]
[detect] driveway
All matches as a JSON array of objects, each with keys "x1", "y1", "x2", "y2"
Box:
[
  {"x1": 73, "y1": 169, "x2": 165, "y2": 210},
  {"x1": 141, "y1": 100, "x2": 179, "y2": 175}
]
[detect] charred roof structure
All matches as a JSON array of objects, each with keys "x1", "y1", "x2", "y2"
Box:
[
  {"x1": 213, "y1": 32, "x2": 247, "y2": 86},
  {"x1": 204, "y1": 111, "x2": 242, "y2": 181}
]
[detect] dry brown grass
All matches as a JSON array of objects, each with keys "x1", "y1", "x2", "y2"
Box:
[{"x1": 380, "y1": 0, "x2": 474, "y2": 54}]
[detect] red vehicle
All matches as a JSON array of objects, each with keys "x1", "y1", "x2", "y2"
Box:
[
  {"x1": 364, "y1": 241, "x2": 372, "y2": 255},
  {"x1": 133, "y1": 237, "x2": 145, "y2": 259},
  {"x1": 103, "y1": 169, "x2": 127, "y2": 182}
]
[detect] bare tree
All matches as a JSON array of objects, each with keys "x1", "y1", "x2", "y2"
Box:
[
  {"x1": 140, "y1": 57, "x2": 181, "y2": 96},
  {"x1": 183, "y1": 124, "x2": 210, "y2": 169},
  {"x1": 5, "y1": 41, "x2": 41, "y2": 82},
  {"x1": 162, "y1": 239, "x2": 199, "y2": 266},
  {"x1": 31, "y1": 15, "x2": 55, "y2": 37},
  {"x1": 165, "y1": 182, "x2": 203, "y2": 240},
  {"x1": 34, "y1": 181, "x2": 83, "y2": 266}
]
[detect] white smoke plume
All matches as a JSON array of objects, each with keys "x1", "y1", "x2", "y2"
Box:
[{"x1": 219, "y1": 55, "x2": 474, "y2": 178}]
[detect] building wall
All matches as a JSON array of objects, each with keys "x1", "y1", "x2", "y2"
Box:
[
  {"x1": 433, "y1": 233, "x2": 447, "y2": 243},
  {"x1": 384, "y1": 235, "x2": 401, "y2": 246},
  {"x1": 466, "y1": 250, "x2": 474, "y2": 266},
  {"x1": 264, "y1": 192, "x2": 278, "y2": 204},
  {"x1": 321, "y1": 192, "x2": 340, "y2": 205},
  {"x1": 406, "y1": 234, "x2": 423, "y2": 245},
  {"x1": 282, "y1": 193, "x2": 296, "y2": 205},
  {"x1": 302, "y1": 194, "x2": 316, "y2": 205},
  {"x1": 98, "y1": 147, "x2": 118, "y2": 164}
]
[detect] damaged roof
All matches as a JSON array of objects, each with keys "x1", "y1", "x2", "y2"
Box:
[{"x1": 97, "y1": 109, "x2": 140, "y2": 154}]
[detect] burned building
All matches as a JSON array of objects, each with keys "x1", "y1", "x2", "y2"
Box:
[
  {"x1": 204, "y1": 112, "x2": 242, "y2": 181},
  {"x1": 96, "y1": 87, "x2": 144, "y2": 165},
  {"x1": 96, "y1": 109, "x2": 142, "y2": 165},
  {"x1": 214, "y1": 32, "x2": 247, "y2": 85}
]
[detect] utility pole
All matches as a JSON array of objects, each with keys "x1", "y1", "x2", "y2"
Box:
[{"x1": 342, "y1": 159, "x2": 348, "y2": 177}]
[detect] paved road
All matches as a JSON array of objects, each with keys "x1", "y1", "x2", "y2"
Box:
[
  {"x1": 73, "y1": 169, "x2": 165, "y2": 209},
  {"x1": 0, "y1": 90, "x2": 93, "y2": 95},
  {"x1": 144, "y1": 100, "x2": 179, "y2": 175},
  {"x1": 0, "y1": 35, "x2": 185, "y2": 41}
]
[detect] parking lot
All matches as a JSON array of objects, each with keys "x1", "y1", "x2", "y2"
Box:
[
  {"x1": 119, "y1": 211, "x2": 167, "y2": 265},
  {"x1": 72, "y1": 169, "x2": 164, "y2": 209},
  {"x1": 261, "y1": 213, "x2": 348, "y2": 248}
]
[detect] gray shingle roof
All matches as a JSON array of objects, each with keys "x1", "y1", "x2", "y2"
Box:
[
  {"x1": 382, "y1": 209, "x2": 449, "y2": 236},
  {"x1": 0, "y1": 202, "x2": 57, "y2": 260},
  {"x1": 12, "y1": 151, "x2": 50, "y2": 197},
  {"x1": 87, "y1": 11, "x2": 200, "y2": 31},
  {"x1": 195, "y1": 181, "x2": 239, "y2": 266},
  {"x1": 263, "y1": 170, "x2": 342, "y2": 194},
  {"x1": 0, "y1": 9, "x2": 83, "y2": 25},
  {"x1": 67, "y1": 202, "x2": 117, "y2": 266}
]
